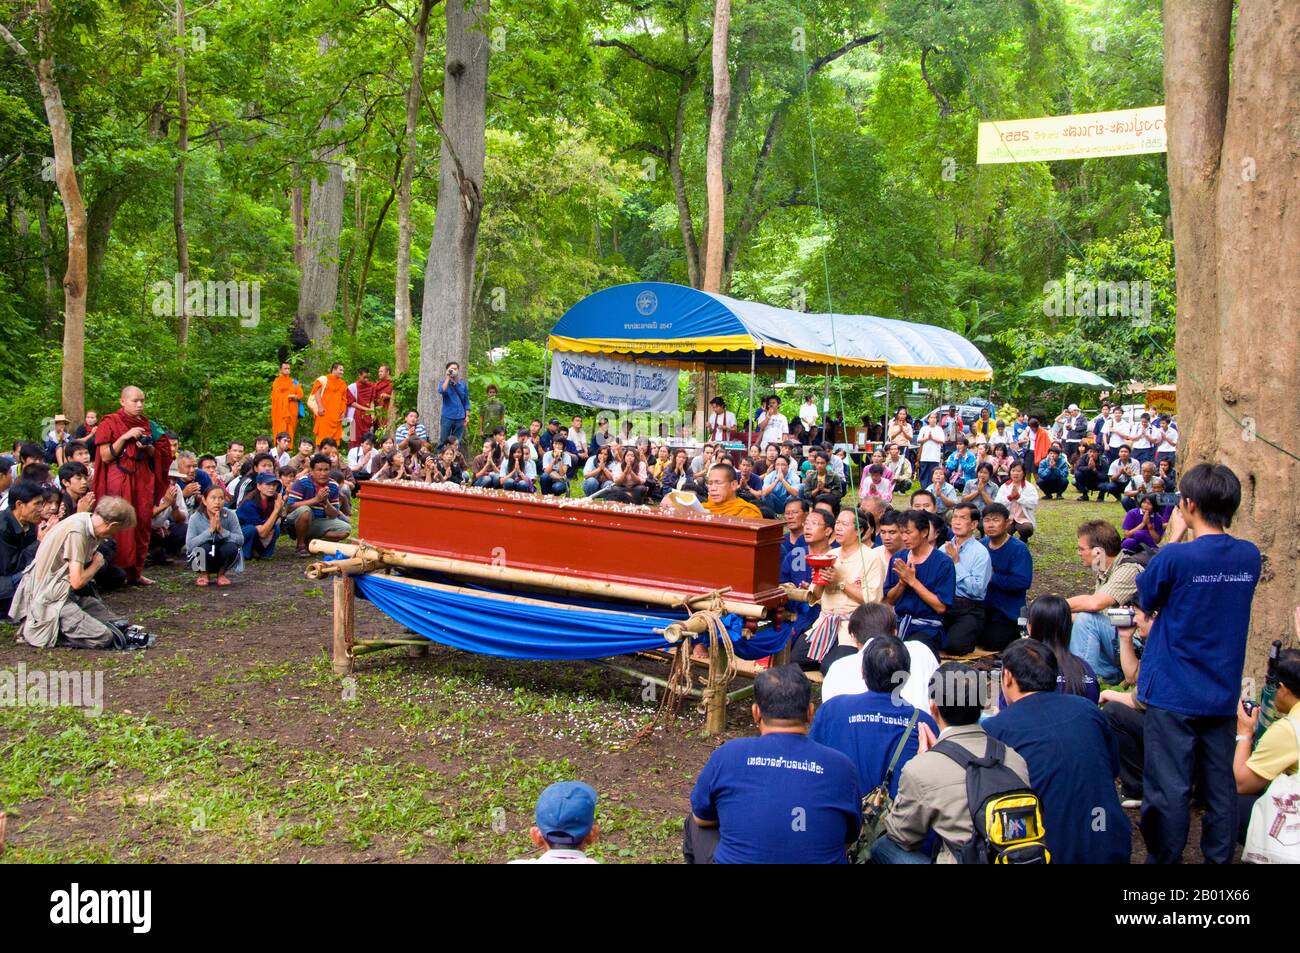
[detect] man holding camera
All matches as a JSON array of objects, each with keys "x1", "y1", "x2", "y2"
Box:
[
  {"x1": 93, "y1": 386, "x2": 174, "y2": 586},
  {"x1": 438, "y1": 361, "x2": 470, "y2": 447}
]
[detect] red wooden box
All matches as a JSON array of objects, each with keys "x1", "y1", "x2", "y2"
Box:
[{"x1": 356, "y1": 481, "x2": 786, "y2": 611}]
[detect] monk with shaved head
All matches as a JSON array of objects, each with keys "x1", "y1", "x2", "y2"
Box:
[{"x1": 92, "y1": 386, "x2": 174, "y2": 584}]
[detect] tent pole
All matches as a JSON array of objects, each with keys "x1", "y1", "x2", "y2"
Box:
[
  {"x1": 885, "y1": 369, "x2": 891, "y2": 430},
  {"x1": 746, "y1": 350, "x2": 756, "y2": 450},
  {"x1": 822, "y1": 367, "x2": 830, "y2": 440},
  {"x1": 540, "y1": 346, "x2": 551, "y2": 427}
]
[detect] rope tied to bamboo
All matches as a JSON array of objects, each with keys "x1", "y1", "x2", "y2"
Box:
[{"x1": 634, "y1": 589, "x2": 737, "y2": 743}]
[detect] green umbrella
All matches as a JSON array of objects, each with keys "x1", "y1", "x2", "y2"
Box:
[{"x1": 1018, "y1": 365, "x2": 1114, "y2": 388}]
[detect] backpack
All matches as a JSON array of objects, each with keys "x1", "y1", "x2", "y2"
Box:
[
  {"x1": 850, "y1": 710, "x2": 919, "y2": 864},
  {"x1": 1243, "y1": 719, "x2": 1300, "y2": 864},
  {"x1": 932, "y1": 736, "x2": 1050, "y2": 864}
]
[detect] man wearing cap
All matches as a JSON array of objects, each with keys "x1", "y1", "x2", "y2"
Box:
[
  {"x1": 236, "y1": 472, "x2": 285, "y2": 561},
  {"x1": 1058, "y1": 404, "x2": 1088, "y2": 464},
  {"x1": 45, "y1": 414, "x2": 73, "y2": 465},
  {"x1": 509, "y1": 781, "x2": 600, "y2": 864}
]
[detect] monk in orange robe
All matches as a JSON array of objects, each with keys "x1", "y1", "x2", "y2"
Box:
[
  {"x1": 310, "y1": 362, "x2": 349, "y2": 445},
  {"x1": 702, "y1": 460, "x2": 763, "y2": 519},
  {"x1": 270, "y1": 361, "x2": 304, "y2": 444}
]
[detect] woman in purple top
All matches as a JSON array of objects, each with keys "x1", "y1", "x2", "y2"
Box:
[{"x1": 1120, "y1": 493, "x2": 1164, "y2": 553}]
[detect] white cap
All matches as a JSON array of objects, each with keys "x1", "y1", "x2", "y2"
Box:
[{"x1": 1068, "y1": 404, "x2": 1079, "y2": 411}]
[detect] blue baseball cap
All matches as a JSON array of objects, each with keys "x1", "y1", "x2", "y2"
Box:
[
  {"x1": 534, "y1": 781, "x2": 597, "y2": 846},
  {"x1": 255, "y1": 472, "x2": 279, "y2": 485}
]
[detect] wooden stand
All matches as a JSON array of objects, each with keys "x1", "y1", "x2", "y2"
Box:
[
  {"x1": 311, "y1": 541, "x2": 766, "y2": 735},
  {"x1": 332, "y1": 574, "x2": 355, "y2": 676}
]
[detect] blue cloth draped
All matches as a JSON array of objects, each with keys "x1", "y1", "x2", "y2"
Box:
[{"x1": 334, "y1": 559, "x2": 788, "y2": 661}]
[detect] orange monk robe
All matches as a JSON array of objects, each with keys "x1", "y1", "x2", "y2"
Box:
[
  {"x1": 704, "y1": 496, "x2": 763, "y2": 519},
  {"x1": 311, "y1": 374, "x2": 349, "y2": 444},
  {"x1": 270, "y1": 373, "x2": 304, "y2": 444}
]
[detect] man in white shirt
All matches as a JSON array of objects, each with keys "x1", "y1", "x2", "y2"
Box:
[
  {"x1": 507, "y1": 781, "x2": 599, "y2": 864},
  {"x1": 707, "y1": 397, "x2": 736, "y2": 443},
  {"x1": 756, "y1": 396, "x2": 789, "y2": 450},
  {"x1": 821, "y1": 602, "x2": 939, "y2": 712},
  {"x1": 1153, "y1": 416, "x2": 1178, "y2": 467},
  {"x1": 1131, "y1": 412, "x2": 1156, "y2": 466},
  {"x1": 0, "y1": 456, "x2": 12, "y2": 512},
  {"x1": 799, "y1": 395, "x2": 819, "y2": 441},
  {"x1": 1100, "y1": 446, "x2": 1137, "y2": 503},
  {"x1": 568, "y1": 416, "x2": 589, "y2": 466},
  {"x1": 1101, "y1": 407, "x2": 1132, "y2": 465}
]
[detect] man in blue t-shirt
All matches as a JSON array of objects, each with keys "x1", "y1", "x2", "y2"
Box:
[
  {"x1": 979, "y1": 503, "x2": 1033, "y2": 650},
  {"x1": 686, "y1": 664, "x2": 861, "y2": 864},
  {"x1": 437, "y1": 361, "x2": 470, "y2": 446},
  {"x1": 884, "y1": 510, "x2": 956, "y2": 654},
  {"x1": 985, "y1": 640, "x2": 1131, "y2": 864},
  {"x1": 811, "y1": 635, "x2": 938, "y2": 797},
  {"x1": 1135, "y1": 464, "x2": 1261, "y2": 864}
]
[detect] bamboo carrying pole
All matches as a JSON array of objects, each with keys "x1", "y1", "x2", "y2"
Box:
[{"x1": 308, "y1": 540, "x2": 766, "y2": 619}]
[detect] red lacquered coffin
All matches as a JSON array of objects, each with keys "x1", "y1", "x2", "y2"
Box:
[{"x1": 356, "y1": 481, "x2": 786, "y2": 612}]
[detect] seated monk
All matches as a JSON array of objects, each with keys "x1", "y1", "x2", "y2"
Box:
[{"x1": 702, "y1": 462, "x2": 763, "y2": 519}]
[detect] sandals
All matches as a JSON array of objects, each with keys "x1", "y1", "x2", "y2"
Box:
[{"x1": 196, "y1": 575, "x2": 210, "y2": 587}]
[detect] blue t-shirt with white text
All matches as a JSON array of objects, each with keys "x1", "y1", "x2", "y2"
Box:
[
  {"x1": 1136, "y1": 534, "x2": 1261, "y2": 717},
  {"x1": 690, "y1": 733, "x2": 861, "y2": 864},
  {"x1": 810, "y1": 691, "x2": 937, "y2": 798}
]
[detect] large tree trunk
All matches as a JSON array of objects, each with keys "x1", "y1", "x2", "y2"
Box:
[
  {"x1": 1165, "y1": 0, "x2": 1300, "y2": 676},
  {"x1": 291, "y1": 176, "x2": 305, "y2": 269},
  {"x1": 174, "y1": 0, "x2": 191, "y2": 354},
  {"x1": 701, "y1": 0, "x2": 730, "y2": 293},
  {"x1": 416, "y1": 0, "x2": 488, "y2": 430},
  {"x1": 1, "y1": 3, "x2": 89, "y2": 420},
  {"x1": 293, "y1": 35, "x2": 346, "y2": 353},
  {"x1": 394, "y1": 0, "x2": 435, "y2": 376}
]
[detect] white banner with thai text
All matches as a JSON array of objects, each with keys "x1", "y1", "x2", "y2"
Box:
[
  {"x1": 549, "y1": 352, "x2": 679, "y2": 413},
  {"x1": 977, "y1": 106, "x2": 1166, "y2": 164}
]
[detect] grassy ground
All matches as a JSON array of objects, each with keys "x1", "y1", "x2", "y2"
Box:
[{"x1": 0, "y1": 490, "x2": 1123, "y2": 863}]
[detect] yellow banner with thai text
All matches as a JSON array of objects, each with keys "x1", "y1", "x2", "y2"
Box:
[{"x1": 977, "y1": 106, "x2": 1166, "y2": 164}]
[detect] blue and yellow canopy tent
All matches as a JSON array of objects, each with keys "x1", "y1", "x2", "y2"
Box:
[{"x1": 542, "y1": 281, "x2": 993, "y2": 431}]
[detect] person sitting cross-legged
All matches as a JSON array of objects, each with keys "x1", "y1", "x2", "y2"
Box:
[
  {"x1": 872, "y1": 662, "x2": 1032, "y2": 864},
  {"x1": 236, "y1": 473, "x2": 284, "y2": 562},
  {"x1": 984, "y1": 639, "x2": 1131, "y2": 864},
  {"x1": 186, "y1": 484, "x2": 244, "y2": 586},
  {"x1": 684, "y1": 664, "x2": 861, "y2": 864},
  {"x1": 285, "y1": 453, "x2": 352, "y2": 556}
]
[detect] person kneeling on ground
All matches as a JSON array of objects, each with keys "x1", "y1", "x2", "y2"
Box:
[
  {"x1": 507, "y1": 781, "x2": 600, "y2": 864},
  {"x1": 187, "y1": 484, "x2": 244, "y2": 587},
  {"x1": 285, "y1": 453, "x2": 352, "y2": 556},
  {"x1": 873, "y1": 662, "x2": 1032, "y2": 864},
  {"x1": 9, "y1": 495, "x2": 153, "y2": 650},
  {"x1": 1065, "y1": 519, "x2": 1143, "y2": 684},
  {"x1": 684, "y1": 664, "x2": 861, "y2": 864},
  {"x1": 237, "y1": 473, "x2": 284, "y2": 562}
]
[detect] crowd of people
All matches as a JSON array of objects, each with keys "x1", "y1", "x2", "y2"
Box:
[{"x1": 2, "y1": 371, "x2": 1287, "y2": 866}]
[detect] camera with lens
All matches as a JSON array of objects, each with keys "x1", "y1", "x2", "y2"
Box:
[{"x1": 136, "y1": 434, "x2": 154, "y2": 447}]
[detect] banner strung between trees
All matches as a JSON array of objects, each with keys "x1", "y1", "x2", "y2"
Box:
[
  {"x1": 549, "y1": 352, "x2": 679, "y2": 413},
  {"x1": 977, "y1": 106, "x2": 1166, "y2": 164}
]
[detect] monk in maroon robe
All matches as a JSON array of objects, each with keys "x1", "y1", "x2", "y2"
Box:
[{"x1": 93, "y1": 386, "x2": 175, "y2": 584}]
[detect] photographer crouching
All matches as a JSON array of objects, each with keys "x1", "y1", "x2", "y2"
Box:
[{"x1": 9, "y1": 495, "x2": 156, "y2": 650}]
